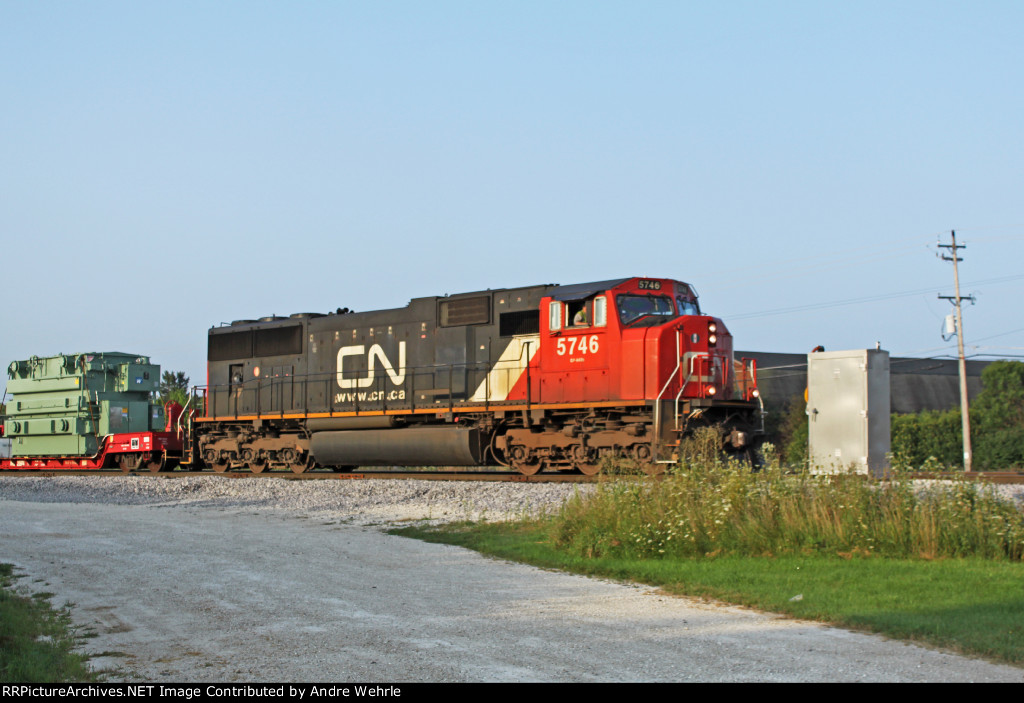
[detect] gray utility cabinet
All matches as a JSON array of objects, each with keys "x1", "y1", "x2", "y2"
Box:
[{"x1": 807, "y1": 349, "x2": 891, "y2": 476}]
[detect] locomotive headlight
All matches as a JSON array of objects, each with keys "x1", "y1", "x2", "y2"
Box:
[
  {"x1": 706, "y1": 385, "x2": 717, "y2": 396},
  {"x1": 752, "y1": 389, "x2": 760, "y2": 398},
  {"x1": 708, "y1": 334, "x2": 717, "y2": 345},
  {"x1": 708, "y1": 322, "x2": 717, "y2": 333}
]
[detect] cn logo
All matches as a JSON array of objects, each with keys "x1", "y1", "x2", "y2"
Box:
[{"x1": 336, "y1": 342, "x2": 406, "y2": 389}]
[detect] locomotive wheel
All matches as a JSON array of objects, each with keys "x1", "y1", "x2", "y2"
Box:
[
  {"x1": 248, "y1": 459, "x2": 268, "y2": 474},
  {"x1": 211, "y1": 459, "x2": 230, "y2": 473},
  {"x1": 574, "y1": 461, "x2": 602, "y2": 476},
  {"x1": 119, "y1": 453, "x2": 143, "y2": 472},
  {"x1": 632, "y1": 445, "x2": 662, "y2": 475},
  {"x1": 572, "y1": 444, "x2": 601, "y2": 476},
  {"x1": 288, "y1": 454, "x2": 314, "y2": 474},
  {"x1": 513, "y1": 462, "x2": 543, "y2": 476},
  {"x1": 510, "y1": 457, "x2": 543, "y2": 476},
  {"x1": 508, "y1": 444, "x2": 542, "y2": 476}
]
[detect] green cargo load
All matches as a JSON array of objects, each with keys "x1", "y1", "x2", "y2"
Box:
[{"x1": 4, "y1": 352, "x2": 163, "y2": 457}]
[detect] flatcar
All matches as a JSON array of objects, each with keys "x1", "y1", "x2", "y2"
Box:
[{"x1": 188, "y1": 276, "x2": 762, "y2": 475}]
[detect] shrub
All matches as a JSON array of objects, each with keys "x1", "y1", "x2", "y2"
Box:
[
  {"x1": 973, "y1": 361, "x2": 1024, "y2": 470},
  {"x1": 890, "y1": 408, "x2": 962, "y2": 470},
  {"x1": 776, "y1": 393, "x2": 808, "y2": 467}
]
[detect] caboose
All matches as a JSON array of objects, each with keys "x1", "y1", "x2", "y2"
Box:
[{"x1": 192, "y1": 277, "x2": 761, "y2": 474}]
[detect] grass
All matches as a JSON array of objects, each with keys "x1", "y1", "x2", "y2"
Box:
[
  {"x1": 391, "y1": 520, "x2": 1024, "y2": 665},
  {"x1": 0, "y1": 564, "x2": 96, "y2": 682}
]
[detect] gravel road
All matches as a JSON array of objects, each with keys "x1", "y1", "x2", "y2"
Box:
[{"x1": 2, "y1": 475, "x2": 1022, "y2": 683}]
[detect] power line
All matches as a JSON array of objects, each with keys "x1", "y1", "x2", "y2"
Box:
[
  {"x1": 704, "y1": 226, "x2": 1024, "y2": 293},
  {"x1": 969, "y1": 326, "x2": 1024, "y2": 344},
  {"x1": 725, "y1": 272, "x2": 1024, "y2": 321}
]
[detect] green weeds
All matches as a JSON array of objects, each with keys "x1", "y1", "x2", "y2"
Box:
[
  {"x1": 0, "y1": 564, "x2": 96, "y2": 683},
  {"x1": 552, "y1": 445, "x2": 1024, "y2": 561}
]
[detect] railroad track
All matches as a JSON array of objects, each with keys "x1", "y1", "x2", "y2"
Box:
[
  {"x1": 4, "y1": 469, "x2": 1023, "y2": 483},
  {"x1": 0, "y1": 468, "x2": 597, "y2": 482},
  {"x1": 904, "y1": 471, "x2": 1024, "y2": 484}
]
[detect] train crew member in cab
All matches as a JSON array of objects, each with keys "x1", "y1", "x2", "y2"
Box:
[{"x1": 573, "y1": 304, "x2": 588, "y2": 326}]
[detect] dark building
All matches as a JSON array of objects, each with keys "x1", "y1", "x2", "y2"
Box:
[{"x1": 738, "y1": 351, "x2": 990, "y2": 415}]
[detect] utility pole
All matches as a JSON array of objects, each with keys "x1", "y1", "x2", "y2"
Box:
[{"x1": 938, "y1": 230, "x2": 974, "y2": 472}]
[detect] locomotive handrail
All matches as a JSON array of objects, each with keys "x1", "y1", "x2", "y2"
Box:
[
  {"x1": 176, "y1": 390, "x2": 194, "y2": 438},
  {"x1": 652, "y1": 329, "x2": 684, "y2": 463},
  {"x1": 672, "y1": 353, "x2": 708, "y2": 439},
  {"x1": 737, "y1": 357, "x2": 759, "y2": 402},
  {"x1": 653, "y1": 336, "x2": 735, "y2": 463},
  {"x1": 677, "y1": 352, "x2": 709, "y2": 403},
  {"x1": 524, "y1": 340, "x2": 533, "y2": 413},
  {"x1": 197, "y1": 358, "x2": 533, "y2": 420}
]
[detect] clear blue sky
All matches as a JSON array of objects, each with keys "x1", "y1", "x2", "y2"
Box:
[{"x1": 2, "y1": 1, "x2": 1022, "y2": 387}]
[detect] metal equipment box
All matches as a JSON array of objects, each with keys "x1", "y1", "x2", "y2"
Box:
[{"x1": 807, "y1": 349, "x2": 890, "y2": 476}]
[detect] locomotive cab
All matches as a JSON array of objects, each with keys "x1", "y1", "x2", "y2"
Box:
[
  {"x1": 531, "y1": 277, "x2": 761, "y2": 464},
  {"x1": 536, "y1": 277, "x2": 755, "y2": 403}
]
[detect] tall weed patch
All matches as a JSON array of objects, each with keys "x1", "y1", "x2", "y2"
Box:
[{"x1": 550, "y1": 453, "x2": 1024, "y2": 561}]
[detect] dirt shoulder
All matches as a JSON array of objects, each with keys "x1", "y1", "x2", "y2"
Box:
[{"x1": 2, "y1": 477, "x2": 1022, "y2": 682}]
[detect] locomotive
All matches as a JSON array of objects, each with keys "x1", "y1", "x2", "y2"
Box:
[
  {"x1": 193, "y1": 276, "x2": 761, "y2": 475},
  {"x1": 1, "y1": 276, "x2": 762, "y2": 475}
]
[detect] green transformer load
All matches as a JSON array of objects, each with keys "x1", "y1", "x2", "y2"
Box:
[{"x1": 4, "y1": 352, "x2": 164, "y2": 457}]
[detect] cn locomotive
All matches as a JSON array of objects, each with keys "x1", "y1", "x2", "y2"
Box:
[{"x1": 2, "y1": 276, "x2": 762, "y2": 475}]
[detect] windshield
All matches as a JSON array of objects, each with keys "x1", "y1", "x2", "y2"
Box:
[
  {"x1": 677, "y1": 296, "x2": 699, "y2": 316},
  {"x1": 617, "y1": 294, "x2": 676, "y2": 326}
]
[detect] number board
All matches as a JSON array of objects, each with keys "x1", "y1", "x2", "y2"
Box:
[{"x1": 637, "y1": 279, "x2": 662, "y2": 290}]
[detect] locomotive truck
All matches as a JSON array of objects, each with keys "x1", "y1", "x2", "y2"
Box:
[{"x1": 1, "y1": 276, "x2": 762, "y2": 475}]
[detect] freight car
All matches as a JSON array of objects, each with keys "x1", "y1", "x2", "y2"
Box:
[
  {"x1": 1, "y1": 352, "x2": 183, "y2": 471},
  {"x1": 187, "y1": 276, "x2": 762, "y2": 475}
]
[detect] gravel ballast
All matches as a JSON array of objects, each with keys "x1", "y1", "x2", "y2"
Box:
[
  {"x1": 0, "y1": 474, "x2": 590, "y2": 523},
  {"x1": 2, "y1": 474, "x2": 1023, "y2": 683}
]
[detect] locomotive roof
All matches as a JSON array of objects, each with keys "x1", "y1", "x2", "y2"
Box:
[
  {"x1": 548, "y1": 278, "x2": 631, "y2": 301},
  {"x1": 212, "y1": 277, "x2": 687, "y2": 330}
]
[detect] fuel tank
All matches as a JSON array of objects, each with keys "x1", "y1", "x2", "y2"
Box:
[{"x1": 310, "y1": 426, "x2": 482, "y2": 466}]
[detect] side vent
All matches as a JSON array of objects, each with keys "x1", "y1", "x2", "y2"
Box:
[
  {"x1": 500, "y1": 310, "x2": 540, "y2": 336},
  {"x1": 440, "y1": 296, "x2": 490, "y2": 327}
]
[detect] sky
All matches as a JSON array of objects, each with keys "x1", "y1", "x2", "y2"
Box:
[{"x1": 2, "y1": 1, "x2": 1023, "y2": 388}]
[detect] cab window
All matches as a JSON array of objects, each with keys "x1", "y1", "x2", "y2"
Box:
[
  {"x1": 549, "y1": 301, "x2": 562, "y2": 331},
  {"x1": 593, "y1": 296, "x2": 607, "y2": 327},
  {"x1": 677, "y1": 296, "x2": 699, "y2": 316},
  {"x1": 568, "y1": 300, "x2": 589, "y2": 327},
  {"x1": 617, "y1": 294, "x2": 675, "y2": 327}
]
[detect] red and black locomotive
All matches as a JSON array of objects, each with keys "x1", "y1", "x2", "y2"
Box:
[{"x1": 191, "y1": 276, "x2": 762, "y2": 475}]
